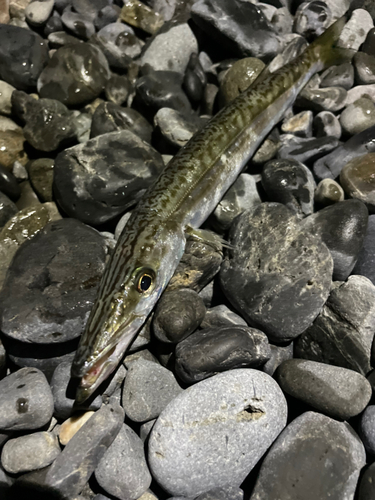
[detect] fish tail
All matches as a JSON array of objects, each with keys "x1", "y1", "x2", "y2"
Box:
[{"x1": 307, "y1": 15, "x2": 355, "y2": 70}]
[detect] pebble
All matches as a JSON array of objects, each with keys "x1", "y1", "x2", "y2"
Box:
[
  {"x1": 219, "y1": 57, "x2": 265, "y2": 107},
  {"x1": 359, "y1": 405, "x2": 375, "y2": 455},
  {"x1": 104, "y1": 74, "x2": 132, "y2": 106},
  {"x1": 358, "y1": 462, "x2": 375, "y2": 500},
  {"x1": 220, "y1": 203, "x2": 333, "y2": 342},
  {"x1": 154, "y1": 108, "x2": 205, "y2": 149},
  {"x1": 148, "y1": 369, "x2": 287, "y2": 498},
  {"x1": 313, "y1": 110, "x2": 341, "y2": 139},
  {"x1": 338, "y1": 9, "x2": 374, "y2": 51},
  {"x1": 196, "y1": 486, "x2": 244, "y2": 500},
  {"x1": 28, "y1": 158, "x2": 54, "y2": 202},
  {"x1": 122, "y1": 359, "x2": 183, "y2": 423},
  {"x1": 0, "y1": 193, "x2": 18, "y2": 230},
  {"x1": 0, "y1": 367, "x2": 54, "y2": 431},
  {"x1": 95, "y1": 424, "x2": 152, "y2": 500},
  {"x1": 297, "y1": 86, "x2": 347, "y2": 112},
  {"x1": 320, "y1": 62, "x2": 354, "y2": 90},
  {"x1": 293, "y1": 0, "x2": 332, "y2": 40},
  {"x1": 353, "y1": 215, "x2": 375, "y2": 284},
  {"x1": 141, "y1": 23, "x2": 198, "y2": 75},
  {"x1": 61, "y1": 9, "x2": 95, "y2": 39},
  {"x1": 362, "y1": 27, "x2": 375, "y2": 56},
  {"x1": 271, "y1": 7, "x2": 293, "y2": 35},
  {"x1": 354, "y1": 51, "x2": 375, "y2": 85},
  {"x1": 314, "y1": 178, "x2": 344, "y2": 205},
  {"x1": 120, "y1": 0, "x2": 164, "y2": 35},
  {"x1": 15, "y1": 180, "x2": 41, "y2": 210},
  {"x1": 276, "y1": 359, "x2": 372, "y2": 420},
  {"x1": 268, "y1": 34, "x2": 307, "y2": 74},
  {"x1": 262, "y1": 343, "x2": 293, "y2": 377},
  {"x1": 0, "y1": 80, "x2": 15, "y2": 115},
  {"x1": 0, "y1": 218, "x2": 107, "y2": 344},
  {"x1": 174, "y1": 325, "x2": 271, "y2": 383},
  {"x1": 295, "y1": 275, "x2": 375, "y2": 375},
  {"x1": 0, "y1": 128, "x2": 27, "y2": 170},
  {"x1": 261, "y1": 158, "x2": 315, "y2": 218},
  {"x1": 153, "y1": 288, "x2": 206, "y2": 344},
  {"x1": 200, "y1": 305, "x2": 247, "y2": 329},
  {"x1": 1, "y1": 431, "x2": 61, "y2": 474},
  {"x1": 183, "y1": 53, "x2": 207, "y2": 104},
  {"x1": 277, "y1": 134, "x2": 339, "y2": 164},
  {"x1": 300, "y1": 199, "x2": 368, "y2": 280},
  {"x1": 59, "y1": 411, "x2": 95, "y2": 446},
  {"x1": 48, "y1": 30, "x2": 82, "y2": 48},
  {"x1": 0, "y1": 163, "x2": 21, "y2": 201},
  {"x1": 25, "y1": 0, "x2": 54, "y2": 27},
  {"x1": 93, "y1": 22, "x2": 142, "y2": 68},
  {"x1": 281, "y1": 110, "x2": 313, "y2": 137},
  {"x1": 0, "y1": 24, "x2": 48, "y2": 91},
  {"x1": 191, "y1": 0, "x2": 280, "y2": 60},
  {"x1": 37, "y1": 43, "x2": 110, "y2": 106},
  {"x1": 44, "y1": 11, "x2": 63, "y2": 36},
  {"x1": 346, "y1": 83, "x2": 375, "y2": 105},
  {"x1": 250, "y1": 411, "x2": 366, "y2": 500},
  {"x1": 72, "y1": 0, "x2": 110, "y2": 22},
  {"x1": 340, "y1": 153, "x2": 375, "y2": 212},
  {"x1": 340, "y1": 97, "x2": 375, "y2": 136}
]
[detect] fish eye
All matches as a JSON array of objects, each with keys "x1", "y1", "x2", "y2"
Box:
[{"x1": 136, "y1": 270, "x2": 154, "y2": 293}]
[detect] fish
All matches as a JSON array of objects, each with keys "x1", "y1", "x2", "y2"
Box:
[{"x1": 71, "y1": 16, "x2": 353, "y2": 403}]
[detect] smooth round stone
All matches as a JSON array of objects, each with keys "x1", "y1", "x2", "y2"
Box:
[
  {"x1": 104, "y1": 75, "x2": 131, "y2": 106},
  {"x1": 300, "y1": 199, "x2": 368, "y2": 280},
  {"x1": 220, "y1": 203, "x2": 333, "y2": 342},
  {"x1": 154, "y1": 108, "x2": 205, "y2": 149},
  {"x1": 298, "y1": 86, "x2": 347, "y2": 112},
  {"x1": 250, "y1": 411, "x2": 366, "y2": 500},
  {"x1": 276, "y1": 359, "x2": 372, "y2": 420},
  {"x1": 54, "y1": 130, "x2": 164, "y2": 225},
  {"x1": 120, "y1": 0, "x2": 164, "y2": 35},
  {"x1": 44, "y1": 11, "x2": 63, "y2": 36},
  {"x1": 295, "y1": 275, "x2": 375, "y2": 376},
  {"x1": 25, "y1": 0, "x2": 54, "y2": 26},
  {"x1": 219, "y1": 57, "x2": 265, "y2": 106},
  {"x1": 94, "y1": 22, "x2": 142, "y2": 65},
  {"x1": 320, "y1": 62, "x2": 354, "y2": 90},
  {"x1": 212, "y1": 173, "x2": 261, "y2": 231},
  {"x1": 149, "y1": 369, "x2": 287, "y2": 497},
  {"x1": 61, "y1": 10, "x2": 95, "y2": 39},
  {"x1": 0, "y1": 129, "x2": 27, "y2": 170},
  {"x1": 175, "y1": 325, "x2": 271, "y2": 383},
  {"x1": 28, "y1": 158, "x2": 54, "y2": 202},
  {"x1": 0, "y1": 80, "x2": 15, "y2": 115},
  {"x1": 0, "y1": 218, "x2": 107, "y2": 344},
  {"x1": 141, "y1": 23, "x2": 198, "y2": 75},
  {"x1": 360, "y1": 405, "x2": 375, "y2": 454},
  {"x1": 191, "y1": 0, "x2": 280, "y2": 60},
  {"x1": 0, "y1": 367, "x2": 54, "y2": 431},
  {"x1": 195, "y1": 486, "x2": 244, "y2": 500},
  {"x1": 0, "y1": 163, "x2": 21, "y2": 201},
  {"x1": 358, "y1": 462, "x2": 375, "y2": 500},
  {"x1": 314, "y1": 178, "x2": 344, "y2": 206},
  {"x1": 95, "y1": 424, "x2": 152, "y2": 500},
  {"x1": 337, "y1": 8, "x2": 374, "y2": 51},
  {"x1": 340, "y1": 153, "x2": 375, "y2": 212},
  {"x1": 59, "y1": 411, "x2": 95, "y2": 445},
  {"x1": 0, "y1": 192, "x2": 18, "y2": 230},
  {"x1": 353, "y1": 215, "x2": 375, "y2": 284},
  {"x1": 354, "y1": 52, "x2": 375, "y2": 85},
  {"x1": 90, "y1": 102, "x2": 152, "y2": 143},
  {"x1": 293, "y1": 0, "x2": 332, "y2": 39},
  {"x1": 281, "y1": 110, "x2": 313, "y2": 138},
  {"x1": 0, "y1": 24, "x2": 49, "y2": 90},
  {"x1": 1, "y1": 431, "x2": 60, "y2": 474},
  {"x1": 313, "y1": 110, "x2": 341, "y2": 139},
  {"x1": 94, "y1": 4, "x2": 121, "y2": 31},
  {"x1": 183, "y1": 53, "x2": 207, "y2": 104},
  {"x1": 122, "y1": 359, "x2": 183, "y2": 423},
  {"x1": 340, "y1": 98, "x2": 375, "y2": 136},
  {"x1": 153, "y1": 288, "x2": 206, "y2": 344},
  {"x1": 262, "y1": 158, "x2": 315, "y2": 218},
  {"x1": 72, "y1": 0, "x2": 111, "y2": 21},
  {"x1": 37, "y1": 43, "x2": 110, "y2": 106}
]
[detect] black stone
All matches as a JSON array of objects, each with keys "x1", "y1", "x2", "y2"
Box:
[
  {"x1": 53, "y1": 130, "x2": 164, "y2": 225},
  {"x1": 183, "y1": 53, "x2": 207, "y2": 104},
  {"x1": 220, "y1": 203, "x2": 333, "y2": 342},
  {"x1": 358, "y1": 462, "x2": 375, "y2": 500},
  {"x1": 44, "y1": 11, "x2": 63, "y2": 36},
  {"x1": 300, "y1": 199, "x2": 368, "y2": 281},
  {"x1": 0, "y1": 24, "x2": 48, "y2": 91},
  {"x1": 0, "y1": 218, "x2": 107, "y2": 344},
  {"x1": 278, "y1": 135, "x2": 339, "y2": 165},
  {"x1": 0, "y1": 164, "x2": 21, "y2": 201},
  {"x1": 353, "y1": 214, "x2": 375, "y2": 285},
  {"x1": 175, "y1": 325, "x2": 271, "y2": 383}
]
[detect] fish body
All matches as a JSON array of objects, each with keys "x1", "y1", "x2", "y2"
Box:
[{"x1": 71, "y1": 17, "x2": 352, "y2": 403}]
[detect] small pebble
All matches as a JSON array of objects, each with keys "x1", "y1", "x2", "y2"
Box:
[
  {"x1": 314, "y1": 178, "x2": 344, "y2": 205},
  {"x1": 293, "y1": 0, "x2": 332, "y2": 40},
  {"x1": 340, "y1": 152, "x2": 375, "y2": 212},
  {"x1": 0, "y1": 80, "x2": 15, "y2": 116},
  {"x1": 338, "y1": 8, "x2": 374, "y2": 51},
  {"x1": 320, "y1": 62, "x2": 354, "y2": 90},
  {"x1": 354, "y1": 51, "x2": 375, "y2": 85},
  {"x1": 313, "y1": 110, "x2": 341, "y2": 139},
  {"x1": 340, "y1": 97, "x2": 375, "y2": 136},
  {"x1": 59, "y1": 411, "x2": 95, "y2": 446},
  {"x1": 281, "y1": 110, "x2": 313, "y2": 137}
]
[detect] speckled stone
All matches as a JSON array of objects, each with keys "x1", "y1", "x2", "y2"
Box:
[
  {"x1": 250, "y1": 411, "x2": 366, "y2": 500},
  {"x1": 340, "y1": 153, "x2": 375, "y2": 212},
  {"x1": 148, "y1": 369, "x2": 287, "y2": 498}
]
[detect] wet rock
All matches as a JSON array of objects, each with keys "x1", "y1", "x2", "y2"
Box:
[
  {"x1": 1, "y1": 431, "x2": 60, "y2": 474},
  {"x1": 183, "y1": 53, "x2": 207, "y2": 104},
  {"x1": 277, "y1": 134, "x2": 339, "y2": 165},
  {"x1": 0, "y1": 128, "x2": 27, "y2": 170},
  {"x1": 12, "y1": 90, "x2": 77, "y2": 152},
  {"x1": 297, "y1": 86, "x2": 347, "y2": 112},
  {"x1": 92, "y1": 22, "x2": 142, "y2": 68},
  {"x1": 340, "y1": 153, "x2": 375, "y2": 212},
  {"x1": 320, "y1": 62, "x2": 354, "y2": 90},
  {"x1": 293, "y1": 1, "x2": 332, "y2": 40},
  {"x1": 261, "y1": 159, "x2": 315, "y2": 218},
  {"x1": 37, "y1": 43, "x2": 110, "y2": 106},
  {"x1": 281, "y1": 110, "x2": 313, "y2": 137},
  {"x1": 0, "y1": 193, "x2": 18, "y2": 230},
  {"x1": 0, "y1": 218, "x2": 107, "y2": 344},
  {"x1": 28, "y1": 158, "x2": 54, "y2": 202},
  {"x1": 276, "y1": 359, "x2": 372, "y2": 420},
  {"x1": 54, "y1": 130, "x2": 164, "y2": 225},
  {"x1": 0, "y1": 367, "x2": 54, "y2": 431},
  {"x1": 313, "y1": 124, "x2": 375, "y2": 180},
  {"x1": 104, "y1": 75, "x2": 132, "y2": 106},
  {"x1": 94, "y1": 4, "x2": 121, "y2": 31},
  {"x1": 141, "y1": 23, "x2": 198, "y2": 75},
  {"x1": 95, "y1": 423, "x2": 152, "y2": 500},
  {"x1": 154, "y1": 108, "x2": 205, "y2": 149},
  {"x1": 0, "y1": 163, "x2": 21, "y2": 201},
  {"x1": 59, "y1": 411, "x2": 95, "y2": 446},
  {"x1": 153, "y1": 288, "x2": 206, "y2": 344},
  {"x1": 0, "y1": 80, "x2": 15, "y2": 116},
  {"x1": 44, "y1": 11, "x2": 63, "y2": 36},
  {"x1": 191, "y1": 0, "x2": 280, "y2": 60},
  {"x1": 122, "y1": 359, "x2": 183, "y2": 423},
  {"x1": 313, "y1": 110, "x2": 341, "y2": 139},
  {"x1": 25, "y1": 0, "x2": 54, "y2": 27},
  {"x1": 148, "y1": 369, "x2": 287, "y2": 497},
  {"x1": 295, "y1": 275, "x2": 375, "y2": 375},
  {"x1": 61, "y1": 9, "x2": 95, "y2": 39},
  {"x1": 200, "y1": 305, "x2": 247, "y2": 329},
  {"x1": 219, "y1": 57, "x2": 265, "y2": 107},
  {"x1": 353, "y1": 214, "x2": 375, "y2": 284},
  {"x1": 15, "y1": 180, "x2": 41, "y2": 210},
  {"x1": 359, "y1": 405, "x2": 375, "y2": 455},
  {"x1": 250, "y1": 412, "x2": 365, "y2": 500},
  {"x1": 72, "y1": 0, "x2": 111, "y2": 21},
  {"x1": 300, "y1": 199, "x2": 368, "y2": 280},
  {"x1": 90, "y1": 102, "x2": 152, "y2": 143},
  {"x1": 120, "y1": 0, "x2": 163, "y2": 35},
  {"x1": 221, "y1": 203, "x2": 333, "y2": 342},
  {"x1": 0, "y1": 24, "x2": 48, "y2": 90},
  {"x1": 175, "y1": 325, "x2": 271, "y2": 383},
  {"x1": 340, "y1": 98, "x2": 375, "y2": 136},
  {"x1": 338, "y1": 8, "x2": 374, "y2": 51},
  {"x1": 314, "y1": 178, "x2": 344, "y2": 206},
  {"x1": 50, "y1": 361, "x2": 102, "y2": 420},
  {"x1": 354, "y1": 52, "x2": 375, "y2": 85},
  {"x1": 362, "y1": 27, "x2": 375, "y2": 56},
  {"x1": 48, "y1": 30, "x2": 82, "y2": 48},
  {"x1": 346, "y1": 84, "x2": 375, "y2": 105}
]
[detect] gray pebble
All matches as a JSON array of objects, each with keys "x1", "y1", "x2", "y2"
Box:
[
  {"x1": 346, "y1": 84, "x2": 375, "y2": 105},
  {"x1": 313, "y1": 110, "x2": 341, "y2": 139},
  {"x1": 25, "y1": 0, "x2": 54, "y2": 26},
  {"x1": 293, "y1": 0, "x2": 332, "y2": 40},
  {"x1": 359, "y1": 405, "x2": 375, "y2": 454},
  {"x1": 337, "y1": 8, "x2": 374, "y2": 51},
  {"x1": 154, "y1": 108, "x2": 205, "y2": 149},
  {"x1": 0, "y1": 80, "x2": 15, "y2": 116},
  {"x1": 61, "y1": 9, "x2": 96, "y2": 39},
  {"x1": 200, "y1": 305, "x2": 247, "y2": 329},
  {"x1": 262, "y1": 343, "x2": 293, "y2": 377},
  {"x1": 353, "y1": 214, "x2": 375, "y2": 285},
  {"x1": 314, "y1": 178, "x2": 344, "y2": 206},
  {"x1": 320, "y1": 62, "x2": 354, "y2": 90},
  {"x1": 298, "y1": 86, "x2": 347, "y2": 112},
  {"x1": 354, "y1": 51, "x2": 375, "y2": 85},
  {"x1": 277, "y1": 134, "x2": 339, "y2": 164},
  {"x1": 342, "y1": 97, "x2": 375, "y2": 136},
  {"x1": 148, "y1": 369, "x2": 287, "y2": 497}
]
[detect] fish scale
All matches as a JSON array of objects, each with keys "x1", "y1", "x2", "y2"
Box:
[{"x1": 71, "y1": 16, "x2": 353, "y2": 403}]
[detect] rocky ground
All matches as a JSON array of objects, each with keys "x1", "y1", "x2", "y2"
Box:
[{"x1": 0, "y1": 0, "x2": 375, "y2": 499}]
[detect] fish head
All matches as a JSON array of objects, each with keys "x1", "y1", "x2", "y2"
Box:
[{"x1": 71, "y1": 219, "x2": 186, "y2": 404}]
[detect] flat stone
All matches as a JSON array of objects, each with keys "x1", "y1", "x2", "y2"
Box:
[
  {"x1": 148, "y1": 369, "x2": 287, "y2": 497},
  {"x1": 297, "y1": 86, "x2": 347, "y2": 112},
  {"x1": 340, "y1": 153, "x2": 375, "y2": 212},
  {"x1": 250, "y1": 411, "x2": 366, "y2": 500},
  {"x1": 338, "y1": 8, "x2": 374, "y2": 51},
  {"x1": 277, "y1": 134, "x2": 339, "y2": 165}
]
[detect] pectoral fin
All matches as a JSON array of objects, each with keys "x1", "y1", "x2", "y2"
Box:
[{"x1": 185, "y1": 226, "x2": 234, "y2": 251}]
